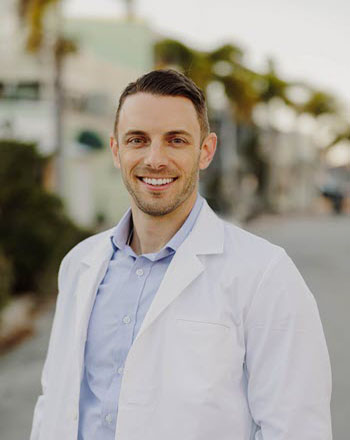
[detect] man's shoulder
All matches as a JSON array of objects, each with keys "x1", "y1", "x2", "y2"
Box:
[
  {"x1": 221, "y1": 218, "x2": 285, "y2": 266},
  {"x1": 61, "y1": 227, "x2": 114, "y2": 269}
]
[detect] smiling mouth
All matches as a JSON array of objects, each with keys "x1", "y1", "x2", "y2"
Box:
[{"x1": 137, "y1": 177, "x2": 178, "y2": 187}]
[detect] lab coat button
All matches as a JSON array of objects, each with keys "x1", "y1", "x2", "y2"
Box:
[
  {"x1": 117, "y1": 367, "x2": 124, "y2": 375},
  {"x1": 73, "y1": 411, "x2": 78, "y2": 421}
]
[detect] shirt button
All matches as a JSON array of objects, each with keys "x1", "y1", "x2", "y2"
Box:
[
  {"x1": 105, "y1": 413, "x2": 113, "y2": 424},
  {"x1": 122, "y1": 315, "x2": 131, "y2": 324},
  {"x1": 136, "y1": 268, "x2": 144, "y2": 276},
  {"x1": 117, "y1": 367, "x2": 124, "y2": 375}
]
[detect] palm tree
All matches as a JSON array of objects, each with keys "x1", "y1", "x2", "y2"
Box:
[
  {"x1": 155, "y1": 39, "x2": 212, "y2": 92},
  {"x1": 18, "y1": 0, "x2": 76, "y2": 195},
  {"x1": 298, "y1": 90, "x2": 339, "y2": 117},
  {"x1": 155, "y1": 39, "x2": 259, "y2": 122},
  {"x1": 324, "y1": 125, "x2": 350, "y2": 171},
  {"x1": 155, "y1": 38, "x2": 344, "y2": 215},
  {"x1": 155, "y1": 38, "x2": 265, "y2": 213},
  {"x1": 326, "y1": 127, "x2": 350, "y2": 151}
]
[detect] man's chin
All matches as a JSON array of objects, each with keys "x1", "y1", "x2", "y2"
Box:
[
  {"x1": 137, "y1": 202, "x2": 177, "y2": 217},
  {"x1": 132, "y1": 195, "x2": 182, "y2": 217}
]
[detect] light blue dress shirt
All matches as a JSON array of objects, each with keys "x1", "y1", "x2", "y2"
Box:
[{"x1": 78, "y1": 194, "x2": 204, "y2": 440}]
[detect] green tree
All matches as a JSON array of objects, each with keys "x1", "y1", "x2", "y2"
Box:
[{"x1": 0, "y1": 140, "x2": 89, "y2": 296}]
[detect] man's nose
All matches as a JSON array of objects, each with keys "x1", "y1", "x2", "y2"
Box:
[{"x1": 143, "y1": 141, "x2": 168, "y2": 169}]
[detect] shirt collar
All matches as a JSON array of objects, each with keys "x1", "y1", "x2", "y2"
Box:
[
  {"x1": 164, "y1": 193, "x2": 203, "y2": 252},
  {"x1": 110, "y1": 208, "x2": 133, "y2": 252},
  {"x1": 110, "y1": 193, "x2": 204, "y2": 260}
]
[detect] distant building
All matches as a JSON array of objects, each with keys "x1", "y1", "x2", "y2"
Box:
[
  {"x1": 0, "y1": 0, "x2": 55, "y2": 152},
  {"x1": 0, "y1": 1, "x2": 154, "y2": 228},
  {"x1": 201, "y1": 118, "x2": 323, "y2": 220},
  {"x1": 259, "y1": 128, "x2": 321, "y2": 213},
  {"x1": 62, "y1": 17, "x2": 154, "y2": 227}
]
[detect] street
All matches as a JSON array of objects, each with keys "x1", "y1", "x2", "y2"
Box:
[{"x1": 0, "y1": 213, "x2": 348, "y2": 439}]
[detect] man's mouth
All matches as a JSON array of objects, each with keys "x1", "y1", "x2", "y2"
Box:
[{"x1": 137, "y1": 176, "x2": 178, "y2": 189}]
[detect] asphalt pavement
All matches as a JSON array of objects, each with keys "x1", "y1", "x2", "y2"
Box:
[{"x1": 0, "y1": 213, "x2": 348, "y2": 439}]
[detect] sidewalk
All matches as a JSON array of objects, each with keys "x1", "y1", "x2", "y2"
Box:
[{"x1": 0, "y1": 305, "x2": 54, "y2": 440}]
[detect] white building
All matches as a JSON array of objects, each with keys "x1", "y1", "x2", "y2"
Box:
[
  {"x1": 259, "y1": 128, "x2": 321, "y2": 213},
  {"x1": 0, "y1": 1, "x2": 154, "y2": 228},
  {"x1": 62, "y1": 17, "x2": 154, "y2": 227},
  {"x1": 0, "y1": 0, "x2": 56, "y2": 152}
]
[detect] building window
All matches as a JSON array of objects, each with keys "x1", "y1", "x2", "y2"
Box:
[
  {"x1": 16, "y1": 82, "x2": 41, "y2": 100},
  {"x1": 65, "y1": 91, "x2": 108, "y2": 115},
  {"x1": 0, "y1": 82, "x2": 41, "y2": 100}
]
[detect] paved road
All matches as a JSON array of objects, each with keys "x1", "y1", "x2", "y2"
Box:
[{"x1": 0, "y1": 213, "x2": 348, "y2": 439}]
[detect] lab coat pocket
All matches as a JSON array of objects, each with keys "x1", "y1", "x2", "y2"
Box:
[
  {"x1": 172, "y1": 318, "x2": 237, "y2": 394},
  {"x1": 176, "y1": 318, "x2": 231, "y2": 331}
]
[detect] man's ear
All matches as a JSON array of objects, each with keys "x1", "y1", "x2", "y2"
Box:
[
  {"x1": 110, "y1": 136, "x2": 120, "y2": 169},
  {"x1": 199, "y1": 132, "x2": 217, "y2": 170}
]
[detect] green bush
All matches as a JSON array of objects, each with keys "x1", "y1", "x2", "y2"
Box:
[
  {"x1": 0, "y1": 140, "x2": 90, "y2": 297},
  {"x1": 0, "y1": 250, "x2": 13, "y2": 311}
]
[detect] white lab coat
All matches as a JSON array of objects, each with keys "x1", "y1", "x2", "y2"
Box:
[{"x1": 30, "y1": 200, "x2": 332, "y2": 440}]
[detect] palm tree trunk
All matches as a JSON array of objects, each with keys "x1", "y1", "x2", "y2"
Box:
[{"x1": 53, "y1": 45, "x2": 64, "y2": 196}]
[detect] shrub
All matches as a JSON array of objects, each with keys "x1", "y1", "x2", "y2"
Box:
[
  {"x1": 0, "y1": 139, "x2": 90, "y2": 297},
  {"x1": 0, "y1": 250, "x2": 13, "y2": 311}
]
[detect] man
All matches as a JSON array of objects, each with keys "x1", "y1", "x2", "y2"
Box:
[{"x1": 30, "y1": 69, "x2": 332, "y2": 440}]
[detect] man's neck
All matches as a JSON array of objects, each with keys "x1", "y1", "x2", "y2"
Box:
[{"x1": 129, "y1": 192, "x2": 198, "y2": 255}]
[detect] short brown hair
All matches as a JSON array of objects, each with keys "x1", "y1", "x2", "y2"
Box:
[{"x1": 113, "y1": 69, "x2": 210, "y2": 142}]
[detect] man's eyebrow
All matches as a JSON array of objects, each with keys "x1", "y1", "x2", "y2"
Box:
[
  {"x1": 122, "y1": 129, "x2": 193, "y2": 139},
  {"x1": 165, "y1": 130, "x2": 193, "y2": 139},
  {"x1": 123, "y1": 130, "x2": 148, "y2": 138}
]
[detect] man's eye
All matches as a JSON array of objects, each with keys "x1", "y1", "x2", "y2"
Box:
[
  {"x1": 170, "y1": 138, "x2": 186, "y2": 144},
  {"x1": 128, "y1": 138, "x2": 144, "y2": 144}
]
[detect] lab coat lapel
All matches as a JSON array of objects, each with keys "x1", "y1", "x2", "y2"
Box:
[
  {"x1": 74, "y1": 234, "x2": 114, "y2": 354},
  {"x1": 134, "y1": 242, "x2": 203, "y2": 343},
  {"x1": 134, "y1": 201, "x2": 224, "y2": 343}
]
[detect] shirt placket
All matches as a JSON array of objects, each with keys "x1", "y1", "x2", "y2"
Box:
[{"x1": 101, "y1": 256, "x2": 152, "y2": 430}]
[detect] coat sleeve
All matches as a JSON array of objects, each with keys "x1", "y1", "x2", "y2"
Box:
[
  {"x1": 244, "y1": 249, "x2": 333, "y2": 440},
  {"x1": 29, "y1": 255, "x2": 69, "y2": 440}
]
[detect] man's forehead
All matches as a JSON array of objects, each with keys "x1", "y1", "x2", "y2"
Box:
[{"x1": 118, "y1": 93, "x2": 200, "y2": 133}]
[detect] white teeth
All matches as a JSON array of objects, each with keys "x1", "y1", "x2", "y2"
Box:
[{"x1": 142, "y1": 177, "x2": 174, "y2": 186}]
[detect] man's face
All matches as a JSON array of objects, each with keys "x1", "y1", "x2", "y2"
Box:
[{"x1": 110, "y1": 93, "x2": 216, "y2": 217}]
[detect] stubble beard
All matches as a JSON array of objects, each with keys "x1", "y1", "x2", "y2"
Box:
[{"x1": 120, "y1": 159, "x2": 200, "y2": 217}]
